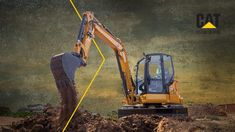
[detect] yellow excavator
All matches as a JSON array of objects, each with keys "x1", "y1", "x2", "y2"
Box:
[{"x1": 50, "y1": 11, "x2": 187, "y2": 124}]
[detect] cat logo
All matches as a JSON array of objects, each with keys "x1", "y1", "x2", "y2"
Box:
[{"x1": 196, "y1": 13, "x2": 220, "y2": 29}]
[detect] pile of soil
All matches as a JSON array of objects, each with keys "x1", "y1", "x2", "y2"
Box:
[
  {"x1": 188, "y1": 103, "x2": 227, "y2": 118},
  {"x1": 218, "y1": 104, "x2": 235, "y2": 113},
  {"x1": 7, "y1": 106, "x2": 59, "y2": 131},
  {"x1": 2, "y1": 104, "x2": 235, "y2": 132},
  {"x1": 6, "y1": 107, "x2": 164, "y2": 132}
]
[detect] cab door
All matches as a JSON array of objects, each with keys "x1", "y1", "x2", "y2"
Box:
[{"x1": 144, "y1": 54, "x2": 174, "y2": 94}]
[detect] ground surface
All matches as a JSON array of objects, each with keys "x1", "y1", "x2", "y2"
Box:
[
  {"x1": 1, "y1": 104, "x2": 235, "y2": 132},
  {"x1": 0, "y1": 117, "x2": 23, "y2": 126}
]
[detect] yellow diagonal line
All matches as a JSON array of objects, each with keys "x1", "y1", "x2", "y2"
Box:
[{"x1": 62, "y1": 0, "x2": 106, "y2": 131}]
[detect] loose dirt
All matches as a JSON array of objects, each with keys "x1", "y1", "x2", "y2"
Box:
[
  {"x1": 1, "y1": 104, "x2": 235, "y2": 132},
  {"x1": 0, "y1": 117, "x2": 23, "y2": 126}
]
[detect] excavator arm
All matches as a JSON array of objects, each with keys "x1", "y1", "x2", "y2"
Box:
[
  {"x1": 50, "y1": 11, "x2": 188, "y2": 125},
  {"x1": 50, "y1": 11, "x2": 139, "y2": 126},
  {"x1": 74, "y1": 11, "x2": 136, "y2": 104}
]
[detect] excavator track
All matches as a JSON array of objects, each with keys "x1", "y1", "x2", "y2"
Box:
[
  {"x1": 50, "y1": 53, "x2": 78, "y2": 127},
  {"x1": 118, "y1": 105, "x2": 188, "y2": 118}
]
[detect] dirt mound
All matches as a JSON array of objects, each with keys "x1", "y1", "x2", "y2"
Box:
[
  {"x1": 3, "y1": 104, "x2": 235, "y2": 132},
  {"x1": 9, "y1": 106, "x2": 59, "y2": 131},
  {"x1": 188, "y1": 103, "x2": 227, "y2": 118},
  {"x1": 118, "y1": 114, "x2": 162, "y2": 132},
  {"x1": 7, "y1": 107, "x2": 164, "y2": 132},
  {"x1": 156, "y1": 117, "x2": 206, "y2": 132},
  {"x1": 59, "y1": 111, "x2": 164, "y2": 132},
  {"x1": 218, "y1": 104, "x2": 235, "y2": 113},
  {"x1": 63, "y1": 110, "x2": 122, "y2": 132}
]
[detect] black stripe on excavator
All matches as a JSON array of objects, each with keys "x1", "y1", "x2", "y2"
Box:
[
  {"x1": 160, "y1": 55, "x2": 167, "y2": 93},
  {"x1": 118, "y1": 106, "x2": 188, "y2": 118},
  {"x1": 115, "y1": 52, "x2": 129, "y2": 97},
  {"x1": 77, "y1": 15, "x2": 87, "y2": 42}
]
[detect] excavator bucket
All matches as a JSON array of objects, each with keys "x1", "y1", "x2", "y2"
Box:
[
  {"x1": 50, "y1": 52, "x2": 83, "y2": 126},
  {"x1": 50, "y1": 52, "x2": 83, "y2": 81}
]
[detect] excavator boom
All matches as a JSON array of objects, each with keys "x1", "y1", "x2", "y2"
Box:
[
  {"x1": 74, "y1": 12, "x2": 137, "y2": 103},
  {"x1": 50, "y1": 11, "x2": 137, "y2": 126}
]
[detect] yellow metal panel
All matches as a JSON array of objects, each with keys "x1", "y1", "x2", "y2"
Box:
[
  {"x1": 140, "y1": 93, "x2": 182, "y2": 104},
  {"x1": 140, "y1": 94, "x2": 168, "y2": 104}
]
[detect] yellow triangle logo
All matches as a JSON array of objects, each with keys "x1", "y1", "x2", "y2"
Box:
[{"x1": 202, "y1": 22, "x2": 216, "y2": 29}]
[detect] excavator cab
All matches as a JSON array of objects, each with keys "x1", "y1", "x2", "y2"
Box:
[
  {"x1": 134, "y1": 53, "x2": 184, "y2": 105},
  {"x1": 135, "y1": 53, "x2": 174, "y2": 95},
  {"x1": 118, "y1": 53, "x2": 187, "y2": 117}
]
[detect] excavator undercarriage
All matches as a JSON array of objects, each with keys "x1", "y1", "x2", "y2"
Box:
[{"x1": 118, "y1": 105, "x2": 188, "y2": 118}]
